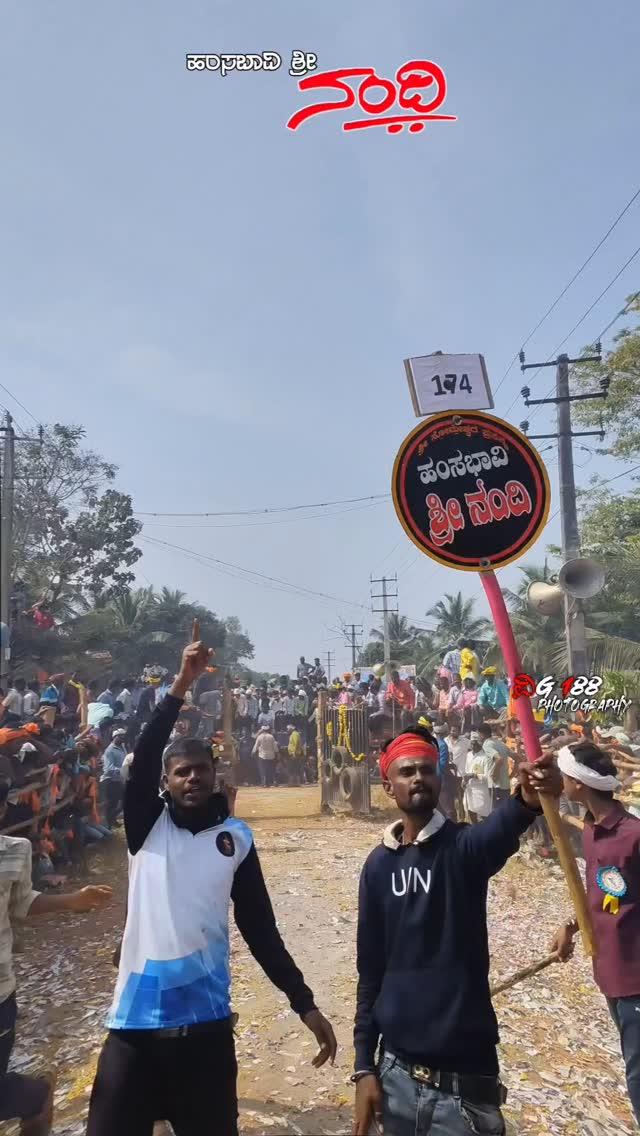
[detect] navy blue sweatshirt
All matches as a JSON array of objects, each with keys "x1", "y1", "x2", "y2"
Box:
[{"x1": 354, "y1": 796, "x2": 540, "y2": 1075}]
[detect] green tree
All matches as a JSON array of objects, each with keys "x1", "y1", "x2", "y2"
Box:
[
  {"x1": 426, "y1": 591, "x2": 490, "y2": 645},
  {"x1": 571, "y1": 291, "x2": 640, "y2": 458},
  {"x1": 13, "y1": 424, "x2": 142, "y2": 605},
  {"x1": 370, "y1": 613, "x2": 423, "y2": 660},
  {"x1": 480, "y1": 562, "x2": 563, "y2": 675},
  {"x1": 358, "y1": 640, "x2": 385, "y2": 666},
  {"x1": 578, "y1": 486, "x2": 640, "y2": 555},
  {"x1": 218, "y1": 616, "x2": 255, "y2": 666}
]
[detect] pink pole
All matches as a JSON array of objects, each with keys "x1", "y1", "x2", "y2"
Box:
[
  {"x1": 480, "y1": 568, "x2": 595, "y2": 956},
  {"x1": 480, "y1": 569, "x2": 541, "y2": 763}
]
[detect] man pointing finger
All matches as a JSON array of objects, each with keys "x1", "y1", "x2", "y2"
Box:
[{"x1": 87, "y1": 631, "x2": 336, "y2": 1136}]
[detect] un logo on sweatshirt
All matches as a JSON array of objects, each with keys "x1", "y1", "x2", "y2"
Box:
[{"x1": 391, "y1": 866, "x2": 431, "y2": 897}]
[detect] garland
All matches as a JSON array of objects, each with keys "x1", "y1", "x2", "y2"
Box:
[{"x1": 337, "y1": 703, "x2": 366, "y2": 763}]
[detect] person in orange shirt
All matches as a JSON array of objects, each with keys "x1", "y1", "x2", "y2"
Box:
[{"x1": 385, "y1": 671, "x2": 416, "y2": 731}]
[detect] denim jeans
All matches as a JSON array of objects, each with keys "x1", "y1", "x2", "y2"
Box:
[
  {"x1": 380, "y1": 1053, "x2": 506, "y2": 1135},
  {"x1": 607, "y1": 995, "x2": 640, "y2": 1125}
]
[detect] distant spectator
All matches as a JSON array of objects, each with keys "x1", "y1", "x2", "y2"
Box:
[
  {"x1": 459, "y1": 676, "x2": 481, "y2": 733},
  {"x1": 135, "y1": 683, "x2": 157, "y2": 726},
  {"x1": 478, "y1": 722, "x2": 512, "y2": 807},
  {"x1": 459, "y1": 640, "x2": 481, "y2": 683},
  {"x1": 478, "y1": 667, "x2": 509, "y2": 715},
  {"x1": 287, "y1": 724, "x2": 304, "y2": 786},
  {"x1": 100, "y1": 729, "x2": 127, "y2": 828},
  {"x1": 252, "y1": 725, "x2": 278, "y2": 787},
  {"x1": 385, "y1": 670, "x2": 416, "y2": 714},
  {"x1": 442, "y1": 643, "x2": 462, "y2": 680},
  {"x1": 1, "y1": 679, "x2": 25, "y2": 724},
  {"x1": 116, "y1": 680, "x2": 134, "y2": 717},
  {"x1": 97, "y1": 682, "x2": 116, "y2": 710}
]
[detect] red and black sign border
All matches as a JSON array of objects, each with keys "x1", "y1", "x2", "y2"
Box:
[{"x1": 391, "y1": 410, "x2": 551, "y2": 572}]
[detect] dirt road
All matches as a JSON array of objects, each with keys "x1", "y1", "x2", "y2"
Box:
[{"x1": 4, "y1": 787, "x2": 636, "y2": 1134}]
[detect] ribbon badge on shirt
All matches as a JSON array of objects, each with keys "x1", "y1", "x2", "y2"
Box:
[{"x1": 597, "y1": 866, "x2": 627, "y2": 915}]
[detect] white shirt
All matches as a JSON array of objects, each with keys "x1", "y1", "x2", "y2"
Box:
[
  {"x1": 2, "y1": 689, "x2": 23, "y2": 716},
  {"x1": 483, "y1": 738, "x2": 511, "y2": 790},
  {"x1": 464, "y1": 752, "x2": 492, "y2": 817},
  {"x1": 117, "y1": 688, "x2": 133, "y2": 715},
  {"x1": 252, "y1": 733, "x2": 279, "y2": 760},
  {"x1": 447, "y1": 735, "x2": 471, "y2": 776},
  {"x1": 22, "y1": 690, "x2": 40, "y2": 715},
  {"x1": 121, "y1": 752, "x2": 134, "y2": 783},
  {"x1": 0, "y1": 836, "x2": 40, "y2": 1001}
]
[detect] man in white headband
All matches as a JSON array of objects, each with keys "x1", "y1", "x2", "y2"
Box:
[{"x1": 551, "y1": 740, "x2": 640, "y2": 1126}]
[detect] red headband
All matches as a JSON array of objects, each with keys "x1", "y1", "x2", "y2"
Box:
[{"x1": 380, "y1": 735, "x2": 439, "y2": 780}]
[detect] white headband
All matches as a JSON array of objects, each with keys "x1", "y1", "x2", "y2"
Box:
[{"x1": 557, "y1": 745, "x2": 621, "y2": 792}]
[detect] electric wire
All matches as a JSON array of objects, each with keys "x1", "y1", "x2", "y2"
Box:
[{"x1": 493, "y1": 185, "x2": 640, "y2": 399}]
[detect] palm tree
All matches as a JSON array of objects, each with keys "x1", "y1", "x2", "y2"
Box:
[
  {"x1": 503, "y1": 562, "x2": 551, "y2": 613},
  {"x1": 426, "y1": 591, "x2": 490, "y2": 645},
  {"x1": 358, "y1": 641, "x2": 385, "y2": 666},
  {"x1": 107, "y1": 587, "x2": 156, "y2": 632},
  {"x1": 370, "y1": 613, "x2": 423, "y2": 660},
  {"x1": 153, "y1": 588, "x2": 192, "y2": 630}
]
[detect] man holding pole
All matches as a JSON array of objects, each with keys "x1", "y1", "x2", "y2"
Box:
[{"x1": 352, "y1": 722, "x2": 562, "y2": 1136}]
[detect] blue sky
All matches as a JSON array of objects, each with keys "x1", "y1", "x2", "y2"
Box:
[{"x1": 2, "y1": 1, "x2": 639, "y2": 674}]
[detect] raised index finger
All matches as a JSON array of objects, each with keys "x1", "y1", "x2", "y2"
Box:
[{"x1": 192, "y1": 618, "x2": 200, "y2": 642}]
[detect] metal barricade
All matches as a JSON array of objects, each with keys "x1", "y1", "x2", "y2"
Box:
[{"x1": 317, "y1": 696, "x2": 371, "y2": 814}]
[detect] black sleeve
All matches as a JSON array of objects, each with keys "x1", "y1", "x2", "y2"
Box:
[
  {"x1": 232, "y1": 844, "x2": 316, "y2": 1018},
  {"x1": 457, "y1": 789, "x2": 541, "y2": 878},
  {"x1": 124, "y1": 694, "x2": 183, "y2": 854},
  {"x1": 354, "y1": 858, "x2": 385, "y2": 1072}
]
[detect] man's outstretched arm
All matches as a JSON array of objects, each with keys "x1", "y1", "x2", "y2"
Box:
[
  {"x1": 125, "y1": 627, "x2": 213, "y2": 854},
  {"x1": 9, "y1": 839, "x2": 112, "y2": 920},
  {"x1": 232, "y1": 844, "x2": 337, "y2": 1067},
  {"x1": 458, "y1": 750, "x2": 562, "y2": 877}
]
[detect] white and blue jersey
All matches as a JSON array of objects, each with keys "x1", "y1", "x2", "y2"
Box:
[{"x1": 108, "y1": 695, "x2": 315, "y2": 1032}]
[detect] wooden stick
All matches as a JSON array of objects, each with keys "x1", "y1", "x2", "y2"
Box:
[
  {"x1": 561, "y1": 813, "x2": 585, "y2": 831},
  {"x1": 491, "y1": 952, "x2": 559, "y2": 996},
  {"x1": 481, "y1": 570, "x2": 596, "y2": 957},
  {"x1": 192, "y1": 618, "x2": 200, "y2": 642}
]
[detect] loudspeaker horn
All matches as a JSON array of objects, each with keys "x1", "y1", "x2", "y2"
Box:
[
  {"x1": 527, "y1": 581, "x2": 564, "y2": 615},
  {"x1": 558, "y1": 557, "x2": 606, "y2": 600},
  {"x1": 527, "y1": 557, "x2": 606, "y2": 614}
]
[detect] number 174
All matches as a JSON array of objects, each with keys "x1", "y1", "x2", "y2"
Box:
[{"x1": 431, "y1": 374, "x2": 472, "y2": 395}]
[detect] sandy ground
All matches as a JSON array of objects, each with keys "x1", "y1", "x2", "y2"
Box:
[{"x1": 3, "y1": 786, "x2": 636, "y2": 1135}]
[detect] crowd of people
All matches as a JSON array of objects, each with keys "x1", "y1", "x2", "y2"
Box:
[{"x1": 1, "y1": 630, "x2": 640, "y2": 1134}]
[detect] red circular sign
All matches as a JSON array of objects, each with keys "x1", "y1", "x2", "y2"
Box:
[{"x1": 392, "y1": 411, "x2": 551, "y2": 571}]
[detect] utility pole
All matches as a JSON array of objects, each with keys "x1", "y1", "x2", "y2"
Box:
[
  {"x1": 325, "y1": 650, "x2": 335, "y2": 683},
  {"x1": 520, "y1": 348, "x2": 607, "y2": 676},
  {"x1": 0, "y1": 413, "x2": 16, "y2": 683},
  {"x1": 339, "y1": 623, "x2": 363, "y2": 670},
  {"x1": 370, "y1": 574, "x2": 398, "y2": 679}
]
